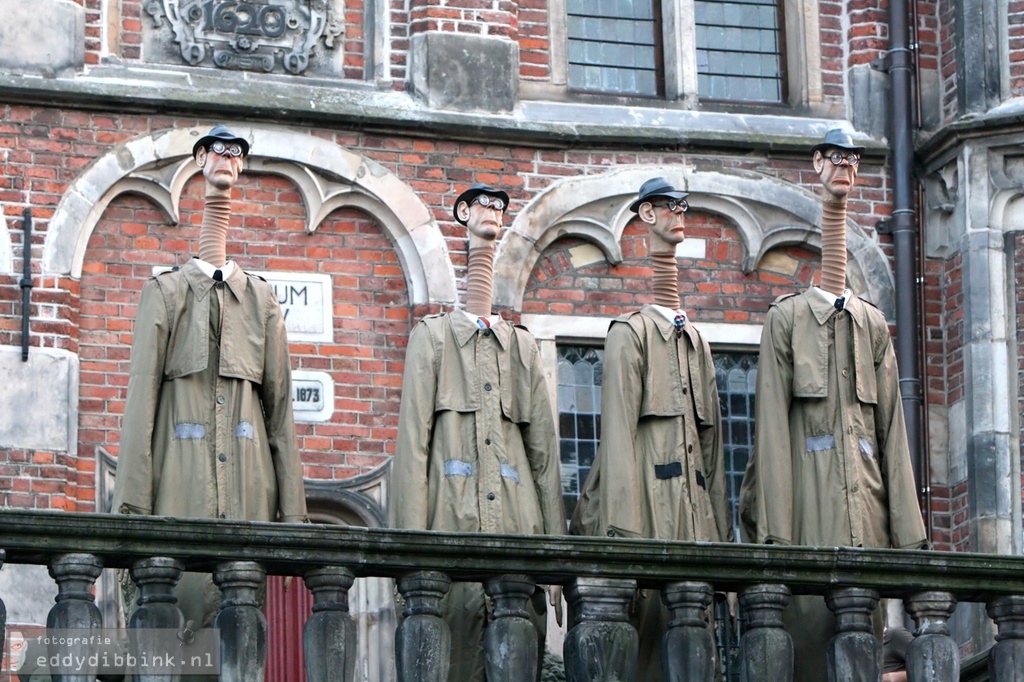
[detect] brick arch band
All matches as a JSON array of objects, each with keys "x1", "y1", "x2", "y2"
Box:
[
  {"x1": 496, "y1": 166, "x2": 898, "y2": 320},
  {"x1": 41, "y1": 124, "x2": 457, "y2": 305}
]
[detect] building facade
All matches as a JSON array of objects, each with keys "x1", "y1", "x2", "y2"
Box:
[{"x1": 0, "y1": 0, "x2": 1022, "y2": 675}]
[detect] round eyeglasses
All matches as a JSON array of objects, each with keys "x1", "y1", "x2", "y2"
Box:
[
  {"x1": 651, "y1": 198, "x2": 688, "y2": 214},
  {"x1": 209, "y1": 141, "x2": 245, "y2": 158},
  {"x1": 473, "y1": 195, "x2": 506, "y2": 211},
  {"x1": 828, "y1": 151, "x2": 860, "y2": 166}
]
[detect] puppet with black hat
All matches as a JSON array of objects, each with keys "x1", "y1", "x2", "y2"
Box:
[
  {"x1": 112, "y1": 126, "x2": 307, "y2": 645},
  {"x1": 739, "y1": 130, "x2": 927, "y2": 682},
  {"x1": 569, "y1": 176, "x2": 731, "y2": 681},
  {"x1": 389, "y1": 183, "x2": 564, "y2": 682}
]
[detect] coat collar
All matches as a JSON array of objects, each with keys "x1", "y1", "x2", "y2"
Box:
[
  {"x1": 804, "y1": 287, "x2": 866, "y2": 328},
  {"x1": 639, "y1": 304, "x2": 699, "y2": 346},
  {"x1": 181, "y1": 258, "x2": 248, "y2": 301},
  {"x1": 451, "y1": 310, "x2": 511, "y2": 349}
]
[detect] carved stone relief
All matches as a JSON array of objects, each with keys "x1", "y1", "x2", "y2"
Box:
[{"x1": 144, "y1": 0, "x2": 344, "y2": 75}]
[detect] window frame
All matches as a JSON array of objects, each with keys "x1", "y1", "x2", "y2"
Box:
[{"x1": 541, "y1": 0, "x2": 821, "y2": 109}]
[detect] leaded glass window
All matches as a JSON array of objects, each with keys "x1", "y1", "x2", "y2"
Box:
[
  {"x1": 566, "y1": 0, "x2": 662, "y2": 97},
  {"x1": 557, "y1": 346, "x2": 604, "y2": 522},
  {"x1": 556, "y1": 344, "x2": 758, "y2": 541},
  {"x1": 695, "y1": 0, "x2": 786, "y2": 103},
  {"x1": 714, "y1": 352, "x2": 757, "y2": 539}
]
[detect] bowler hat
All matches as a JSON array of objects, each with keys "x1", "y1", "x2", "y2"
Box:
[
  {"x1": 192, "y1": 125, "x2": 250, "y2": 159},
  {"x1": 811, "y1": 128, "x2": 865, "y2": 156},
  {"x1": 629, "y1": 177, "x2": 688, "y2": 213},
  {"x1": 453, "y1": 183, "x2": 510, "y2": 225}
]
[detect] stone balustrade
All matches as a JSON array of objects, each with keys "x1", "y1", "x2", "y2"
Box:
[{"x1": 1, "y1": 510, "x2": 1023, "y2": 681}]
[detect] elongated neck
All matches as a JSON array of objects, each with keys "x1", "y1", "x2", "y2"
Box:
[
  {"x1": 466, "y1": 241, "x2": 496, "y2": 318},
  {"x1": 819, "y1": 194, "x2": 848, "y2": 297},
  {"x1": 198, "y1": 184, "x2": 231, "y2": 268},
  {"x1": 650, "y1": 250, "x2": 680, "y2": 310}
]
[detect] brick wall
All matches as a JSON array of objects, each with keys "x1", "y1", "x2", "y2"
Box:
[
  {"x1": 519, "y1": 0, "x2": 550, "y2": 81},
  {"x1": 922, "y1": 251, "x2": 965, "y2": 552},
  {"x1": 1011, "y1": 0, "x2": 1024, "y2": 97},
  {"x1": 1, "y1": 106, "x2": 905, "y2": 523}
]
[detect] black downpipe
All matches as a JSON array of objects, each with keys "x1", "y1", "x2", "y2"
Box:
[
  {"x1": 20, "y1": 208, "x2": 33, "y2": 362},
  {"x1": 887, "y1": 1, "x2": 926, "y2": 507}
]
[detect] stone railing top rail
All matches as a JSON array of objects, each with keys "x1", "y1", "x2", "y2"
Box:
[{"x1": 1, "y1": 509, "x2": 1022, "y2": 600}]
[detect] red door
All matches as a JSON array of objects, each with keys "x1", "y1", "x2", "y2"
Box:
[{"x1": 266, "y1": 574, "x2": 314, "y2": 682}]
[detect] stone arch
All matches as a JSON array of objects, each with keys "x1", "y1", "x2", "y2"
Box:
[
  {"x1": 991, "y1": 187, "x2": 1024, "y2": 233},
  {"x1": 42, "y1": 124, "x2": 456, "y2": 305},
  {"x1": 496, "y1": 165, "x2": 896, "y2": 319}
]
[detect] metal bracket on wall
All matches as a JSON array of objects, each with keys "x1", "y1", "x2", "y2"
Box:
[
  {"x1": 20, "y1": 208, "x2": 33, "y2": 362},
  {"x1": 875, "y1": 218, "x2": 892, "y2": 235}
]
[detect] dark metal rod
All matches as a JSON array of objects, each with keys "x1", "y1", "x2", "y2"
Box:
[
  {"x1": 20, "y1": 208, "x2": 33, "y2": 362},
  {"x1": 888, "y1": 0, "x2": 925, "y2": 503}
]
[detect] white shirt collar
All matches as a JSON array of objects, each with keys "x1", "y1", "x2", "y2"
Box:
[
  {"x1": 193, "y1": 258, "x2": 236, "y2": 280},
  {"x1": 459, "y1": 309, "x2": 501, "y2": 328},
  {"x1": 814, "y1": 286, "x2": 851, "y2": 309},
  {"x1": 650, "y1": 303, "x2": 687, "y2": 325}
]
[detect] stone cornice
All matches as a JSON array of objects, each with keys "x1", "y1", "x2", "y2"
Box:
[{"x1": 0, "y1": 66, "x2": 889, "y2": 155}]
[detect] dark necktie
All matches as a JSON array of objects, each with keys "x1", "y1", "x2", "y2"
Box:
[
  {"x1": 213, "y1": 269, "x2": 223, "y2": 282},
  {"x1": 834, "y1": 296, "x2": 845, "y2": 311},
  {"x1": 673, "y1": 312, "x2": 686, "y2": 335}
]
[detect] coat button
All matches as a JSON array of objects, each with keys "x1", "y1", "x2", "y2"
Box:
[
  {"x1": 682, "y1": 387, "x2": 688, "y2": 395},
  {"x1": 606, "y1": 529, "x2": 615, "y2": 537},
  {"x1": 485, "y1": 438, "x2": 491, "y2": 445},
  {"x1": 487, "y1": 492, "x2": 496, "y2": 501},
  {"x1": 483, "y1": 329, "x2": 491, "y2": 337},
  {"x1": 687, "y1": 444, "x2": 693, "y2": 453},
  {"x1": 842, "y1": 369, "x2": 849, "y2": 377},
  {"x1": 484, "y1": 383, "x2": 492, "y2": 391},
  {"x1": 216, "y1": 396, "x2": 225, "y2": 405},
  {"x1": 218, "y1": 453, "x2": 227, "y2": 462}
]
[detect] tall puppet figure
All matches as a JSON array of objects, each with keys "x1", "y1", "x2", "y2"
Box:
[
  {"x1": 112, "y1": 125, "x2": 308, "y2": 627},
  {"x1": 739, "y1": 130, "x2": 927, "y2": 680},
  {"x1": 571, "y1": 177, "x2": 732, "y2": 681},
  {"x1": 389, "y1": 183, "x2": 565, "y2": 682}
]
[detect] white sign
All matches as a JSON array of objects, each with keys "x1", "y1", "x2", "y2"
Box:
[
  {"x1": 255, "y1": 272, "x2": 334, "y2": 343},
  {"x1": 291, "y1": 370, "x2": 335, "y2": 423}
]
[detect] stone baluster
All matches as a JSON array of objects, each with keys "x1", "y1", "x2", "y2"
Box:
[
  {"x1": 825, "y1": 587, "x2": 881, "y2": 681},
  {"x1": 213, "y1": 561, "x2": 268, "y2": 682},
  {"x1": 738, "y1": 584, "x2": 793, "y2": 682},
  {"x1": 483, "y1": 574, "x2": 539, "y2": 681},
  {"x1": 303, "y1": 566, "x2": 357, "y2": 682},
  {"x1": 563, "y1": 577, "x2": 639, "y2": 682},
  {"x1": 128, "y1": 557, "x2": 186, "y2": 682},
  {"x1": 395, "y1": 571, "x2": 451, "y2": 682},
  {"x1": 986, "y1": 595, "x2": 1024, "y2": 682},
  {"x1": 905, "y1": 591, "x2": 959, "y2": 681},
  {"x1": 47, "y1": 553, "x2": 104, "y2": 682},
  {"x1": 662, "y1": 581, "x2": 715, "y2": 681}
]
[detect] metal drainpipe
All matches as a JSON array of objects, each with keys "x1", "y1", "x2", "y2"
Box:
[{"x1": 887, "y1": 0, "x2": 927, "y2": 515}]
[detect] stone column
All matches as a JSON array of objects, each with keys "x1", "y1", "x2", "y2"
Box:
[
  {"x1": 563, "y1": 577, "x2": 639, "y2": 682},
  {"x1": 483, "y1": 574, "x2": 538, "y2": 681},
  {"x1": 213, "y1": 561, "x2": 268, "y2": 682},
  {"x1": 395, "y1": 571, "x2": 451, "y2": 682},
  {"x1": 47, "y1": 553, "x2": 104, "y2": 682},
  {"x1": 661, "y1": 581, "x2": 715, "y2": 681},
  {"x1": 303, "y1": 566, "x2": 357, "y2": 682},
  {"x1": 824, "y1": 587, "x2": 881, "y2": 682},
  {"x1": 738, "y1": 584, "x2": 793, "y2": 682},
  {"x1": 986, "y1": 595, "x2": 1024, "y2": 681},
  {"x1": 905, "y1": 591, "x2": 959, "y2": 681},
  {"x1": 129, "y1": 557, "x2": 186, "y2": 682}
]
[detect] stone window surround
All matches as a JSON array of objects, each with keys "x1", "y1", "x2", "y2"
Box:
[{"x1": 538, "y1": 0, "x2": 823, "y2": 108}]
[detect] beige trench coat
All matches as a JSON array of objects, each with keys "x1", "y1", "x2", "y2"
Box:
[
  {"x1": 739, "y1": 288, "x2": 926, "y2": 681},
  {"x1": 112, "y1": 259, "x2": 306, "y2": 522},
  {"x1": 570, "y1": 306, "x2": 731, "y2": 682},
  {"x1": 571, "y1": 306, "x2": 731, "y2": 543},
  {"x1": 389, "y1": 312, "x2": 563, "y2": 681}
]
